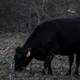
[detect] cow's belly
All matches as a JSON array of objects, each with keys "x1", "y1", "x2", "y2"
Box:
[
  {"x1": 33, "y1": 49, "x2": 48, "y2": 61},
  {"x1": 34, "y1": 54, "x2": 46, "y2": 60}
]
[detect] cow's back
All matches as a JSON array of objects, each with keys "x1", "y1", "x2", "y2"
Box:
[
  {"x1": 23, "y1": 16, "x2": 80, "y2": 52},
  {"x1": 54, "y1": 17, "x2": 80, "y2": 49}
]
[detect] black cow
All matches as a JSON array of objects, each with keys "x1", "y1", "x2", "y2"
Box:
[{"x1": 14, "y1": 16, "x2": 80, "y2": 75}]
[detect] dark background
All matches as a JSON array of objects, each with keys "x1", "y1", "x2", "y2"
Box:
[{"x1": 0, "y1": 0, "x2": 80, "y2": 33}]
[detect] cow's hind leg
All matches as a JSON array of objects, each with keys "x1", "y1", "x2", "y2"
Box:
[
  {"x1": 47, "y1": 53, "x2": 54, "y2": 74},
  {"x1": 67, "y1": 55, "x2": 74, "y2": 75},
  {"x1": 74, "y1": 54, "x2": 80, "y2": 76}
]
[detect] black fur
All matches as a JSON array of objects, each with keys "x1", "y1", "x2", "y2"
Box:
[{"x1": 14, "y1": 16, "x2": 80, "y2": 75}]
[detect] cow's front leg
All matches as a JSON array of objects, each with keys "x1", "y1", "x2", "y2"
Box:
[
  {"x1": 43, "y1": 53, "x2": 53, "y2": 75},
  {"x1": 74, "y1": 54, "x2": 80, "y2": 76}
]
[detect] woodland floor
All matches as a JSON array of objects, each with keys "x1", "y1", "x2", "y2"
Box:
[{"x1": 0, "y1": 32, "x2": 80, "y2": 80}]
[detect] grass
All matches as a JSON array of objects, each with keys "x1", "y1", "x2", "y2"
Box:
[{"x1": 0, "y1": 32, "x2": 80, "y2": 80}]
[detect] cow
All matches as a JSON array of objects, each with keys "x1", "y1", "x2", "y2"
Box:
[{"x1": 14, "y1": 16, "x2": 80, "y2": 75}]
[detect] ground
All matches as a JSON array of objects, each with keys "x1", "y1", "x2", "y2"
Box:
[{"x1": 0, "y1": 32, "x2": 80, "y2": 80}]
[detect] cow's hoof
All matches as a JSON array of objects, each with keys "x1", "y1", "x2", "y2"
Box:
[
  {"x1": 15, "y1": 67, "x2": 25, "y2": 72},
  {"x1": 48, "y1": 71, "x2": 53, "y2": 75}
]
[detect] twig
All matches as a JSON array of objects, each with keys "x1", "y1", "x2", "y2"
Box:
[{"x1": 1, "y1": 40, "x2": 16, "y2": 54}]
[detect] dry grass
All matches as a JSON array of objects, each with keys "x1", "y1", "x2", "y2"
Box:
[{"x1": 0, "y1": 32, "x2": 80, "y2": 80}]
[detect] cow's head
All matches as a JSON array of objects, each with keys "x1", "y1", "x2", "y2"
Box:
[{"x1": 14, "y1": 47, "x2": 32, "y2": 71}]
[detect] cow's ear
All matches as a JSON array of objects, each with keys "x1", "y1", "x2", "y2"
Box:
[
  {"x1": 16, "y1": 46, "x2": 21, "y2": 50},
  {"x1": 16, "y1": 47, "x2": 22, "y2": 53},
  {"x1": 26, "y1": 48, "x2": 31, "y2": 58}
]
